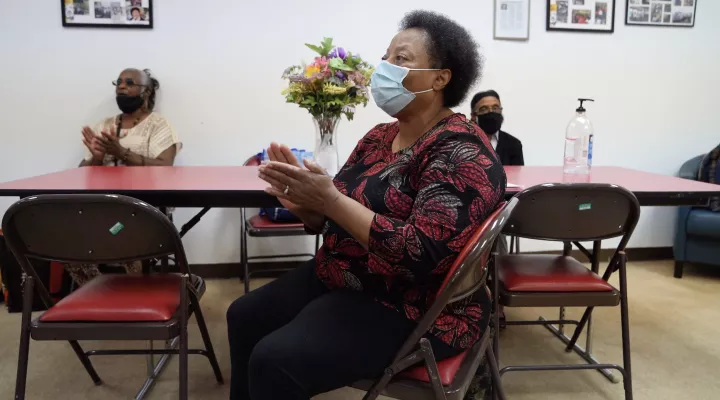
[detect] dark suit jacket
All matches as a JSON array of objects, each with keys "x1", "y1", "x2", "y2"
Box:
[{"x1": 495, "y1": 130, "x2": 524, "y2": 166}]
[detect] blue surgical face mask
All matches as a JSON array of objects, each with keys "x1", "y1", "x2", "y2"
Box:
[{"x1": 370, "y1": 61, "x2": 439, "y2": 116}]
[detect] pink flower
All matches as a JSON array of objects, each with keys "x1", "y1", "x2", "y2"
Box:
[{"x1": 313, "y1": 56, "x2": 328, "y2": 70}]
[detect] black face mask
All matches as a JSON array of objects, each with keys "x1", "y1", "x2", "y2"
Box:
[
  {"x1": 116, "y1": 95, "x2": 145, "y2": 114},
  {"x1": 475, "y1": 112, "x2": 504, "y2": 135}
]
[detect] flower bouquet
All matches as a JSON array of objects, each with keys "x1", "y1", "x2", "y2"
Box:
[{"x1": 282, "y1": 37, "x2": 374, "y2": 176}]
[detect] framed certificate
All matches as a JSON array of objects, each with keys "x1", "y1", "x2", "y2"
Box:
[{"x1": 494, "y1": 0, "x2": 531, "y2": 40}]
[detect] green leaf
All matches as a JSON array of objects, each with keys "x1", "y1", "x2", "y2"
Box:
[
  {"x1": 305, "y1": 43, "x2": 323, "y2": 55},
  {"x1": 344, "y1": 52, "x2": 357, "y2": 69},
  {"x1": 321, "y1": 37, "x2": 334, "y2": 54},
  {"x1": 301, "y1": 98, "x2": 317, "y2": 106},
  {"x1": 328, "y1": 58, "x2": 353, "y2": 71}
]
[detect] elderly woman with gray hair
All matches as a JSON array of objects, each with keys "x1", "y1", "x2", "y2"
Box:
[{"x1": 66, "y1": 68, "x2": 182, "y2": 286}]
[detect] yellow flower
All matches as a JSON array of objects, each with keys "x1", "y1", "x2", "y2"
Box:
[
  {"x1": 305, "y1": 65, "x2": 320, "y2": 78},
  {"x1": 323, "y1": 83, "x2": 347, "y2": 95}
]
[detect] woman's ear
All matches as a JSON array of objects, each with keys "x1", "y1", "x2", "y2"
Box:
[{"x1": 433, "y1": 69, "x2": 452, "y2": 91}]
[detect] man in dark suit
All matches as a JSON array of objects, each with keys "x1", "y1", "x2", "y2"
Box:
[{"x1": 470, "y1": 90, "x2": 524, "y2": 166}]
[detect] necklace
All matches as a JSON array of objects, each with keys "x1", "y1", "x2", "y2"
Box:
[
  {"x1": 116, "y1": 113, "x2": 141, "y2": 138},
  {"x1": 113, "y1": 113, "x2": 142, "y2": 166}
]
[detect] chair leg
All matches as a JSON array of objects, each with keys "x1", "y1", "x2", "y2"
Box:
[
  {"x1": 179, "y1": 275, "x2": 189, "y2": 400},
  {"x1": 485, "y1": 346, "x2": 506, "y2": 400},
  {"x1": 69, "y1": 341, "x2": 102, "y2": 384},
  {"x1": 315, "y1": 234, "x2": 320, "y2": 255},
  {"x1": 673, "y1": 261, "x2": 684, "y2": 279},
  {"x1": 191, "y1": 295, "x2": 224, "y2": 384},
  {"x1": 565, "y1": 307, "x2": 594, "y2": 352},
  {"x1": 363, "y1": 372, "x2": 393, "y2": 400},
  {"x1": 419, "y1": 338, "x2": 447, "y2": 400},
  {"x1": 15, "y1": 276, "x2": 34, "y2": 400},
  {"x1": 492, "y1": 264, "x2": 500, "y2": 363},
  {"x1": 619, "y1": 254, "x2": 633, "y2": 400}
]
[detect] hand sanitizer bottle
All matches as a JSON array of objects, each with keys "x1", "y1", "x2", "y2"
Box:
[{"x1": 563, "y1": 98, "x2": 595, "y2": 174}]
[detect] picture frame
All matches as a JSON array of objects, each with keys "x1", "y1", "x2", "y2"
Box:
[
  {"x1": 547, "y1": 0, "x2": 616, "y2": 33},
  {"x1": 494, "y1": 0, "x2": 531, "y2": 41},
  {"x1": 625, "y1": 0, "x2": 697, "y2": 28},
  {"x1": 61, "y1": 0, "x2": 153, "y2": 29}
]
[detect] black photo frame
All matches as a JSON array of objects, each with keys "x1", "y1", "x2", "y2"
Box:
[
  {"x1": 61, "y1": 0, "x2": 154, "y2": 29},
  {"x1": 625, "y1": 0, "x2": 697, "y2": 28},
  {"x1": 546, "y1": 0, "x2": 616, "y2": 33}
]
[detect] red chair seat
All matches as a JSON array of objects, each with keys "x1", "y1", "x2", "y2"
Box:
[
  {"x1": 248, "y1": 214, "x2": 304, "y2": 229},
  {"x1": 399, "y1": 350, "x2": 468, "y2": 386},
  {"x1": 40, "y1": 274, "x2": 181, "y2": 322},
  {"x1": 498, "y1": 255, "x2": 614, "y2": 292}
]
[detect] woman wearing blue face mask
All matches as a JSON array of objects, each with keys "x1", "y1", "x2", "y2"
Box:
[{"x1": 227, "y1": 10, "x2": 506, "y2": 399}]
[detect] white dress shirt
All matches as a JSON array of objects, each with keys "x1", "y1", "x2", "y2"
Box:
[{"x1": 489, "y1": 131, "x2": 498, "y2": 150}]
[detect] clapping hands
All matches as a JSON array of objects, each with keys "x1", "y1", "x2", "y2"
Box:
[
  {"x1": 259, "y1": 143, "x2": 339, "y2": 213},
  {"x1": 82, "y1": 126, "x2": 105, "y2": 161}
]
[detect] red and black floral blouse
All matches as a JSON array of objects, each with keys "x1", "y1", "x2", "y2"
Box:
[{"x1": 315, "y1": 113, "x2": 506, "y2": 349}]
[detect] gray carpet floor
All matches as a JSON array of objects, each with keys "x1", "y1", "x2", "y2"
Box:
[{"x1": 0, "y1": 260, "x2": 718, "y2": 399}]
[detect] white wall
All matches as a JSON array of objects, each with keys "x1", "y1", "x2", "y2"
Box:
[{"x1": 1, "y1": 1, "x2": 719, "y2": 263}]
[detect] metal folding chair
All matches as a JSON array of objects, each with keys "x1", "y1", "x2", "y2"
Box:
[
  {"x1": 491, "y1": 183, "x2": 640, "y2": 400},
  {"x1": 241, "y1": 154, "x2": 319, "y2": 293},
  {"x1": 1, "y1": 194, "x2": 223, "y2": 400},
  {"x1": 353, "y1": 198, "x2": 518, "y2": 400}
]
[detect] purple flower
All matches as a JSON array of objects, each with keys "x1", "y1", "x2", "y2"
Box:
[
  {"x1": 336, "y1": 71, "x2": 346, "y2": 80},
  {"x1": 328, "y1": 47, "x2": 347, "y2": 60}
]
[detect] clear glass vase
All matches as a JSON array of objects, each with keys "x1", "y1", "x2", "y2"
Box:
[{"x1": 312, "y1": 115, "x2": 340, "y2": 177}]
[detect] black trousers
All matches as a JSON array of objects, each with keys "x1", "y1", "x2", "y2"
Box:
[{"x1": 226, "y1": 259, "x2": 461, "y2": 400}]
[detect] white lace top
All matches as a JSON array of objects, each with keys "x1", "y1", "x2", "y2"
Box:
[{"x1": 83, "y1": 112, "x2": 181, "y2": 165}]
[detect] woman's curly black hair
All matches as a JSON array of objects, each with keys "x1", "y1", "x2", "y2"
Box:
[{"x1": 400, "y1": 10, "x2": 483, "y2": 108}]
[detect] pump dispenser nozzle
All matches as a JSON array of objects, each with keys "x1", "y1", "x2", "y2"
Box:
[{"x1": 577, "y1": 98, "x2": 594, "y2": 112}]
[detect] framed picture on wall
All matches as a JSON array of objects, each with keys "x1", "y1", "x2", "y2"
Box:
[
  {"x1": 547, "y1": 0, "x2": 616, "y2": 33},
  {"x1": 625, "y1": 0, "x2": 697, "y2": 27},
  {"x1": 61, "y1": 0, "x2": 153, "y2": 29},
  {"x1": 494, "y1": 0, "x2": 531, "y2": 40}
]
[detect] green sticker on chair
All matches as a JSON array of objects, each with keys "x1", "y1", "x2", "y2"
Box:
[
  {"x1": 578, "y1": 203, "x2": 592, "y2": 211},
  {"x1": 109, "y1": 222, "x2": 124, "y2": 235}
]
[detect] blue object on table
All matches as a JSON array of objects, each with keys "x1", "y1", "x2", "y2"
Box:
[
  {"x1": 673, "y1": 154, "x2": 720, "y2": 278},
  {"x1": 257, "y1": 148, "x2": 313, "y2": 223}
]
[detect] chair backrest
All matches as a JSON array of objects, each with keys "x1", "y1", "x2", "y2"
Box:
[
  {"x1": 244, "y1": 154, "x2": 261, "y2": 167},
  {"x1": 502, "y1": 183, "x2": 640, "y2": 245},
  {"x1": 436, "y1": 199, "x2": 517, "y2": 303},
  {"x1": 391, "y1": 198, "x2": 518, "y2": 361},
  {"x1": 1, "y1": 194, "x2": 190, "y2": 306},
  {"x1": 679, "y1": 154, "x2": 704, "y2": 181}
]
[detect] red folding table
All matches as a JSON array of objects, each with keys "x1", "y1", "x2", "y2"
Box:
[
  {"x1": 505, "y1": 166, "x2": 720, "y2": 206},
  {"x1": 1, "y1": 165, "x2": 719, "y2": 386},
  {"x1": 0, "y1": 164, "x2": 717, "y2": 250},
  {"x1": 1, "y1": 165, "x2": 717, "y2": 206}
]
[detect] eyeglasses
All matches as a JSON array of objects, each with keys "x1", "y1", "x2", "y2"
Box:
[
  {"x1": 112, "y1": 78, "x2": 146, "y2": 88},
  {"x1": 473, "y1": 105, "x2": 503, "y2": 116}
]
